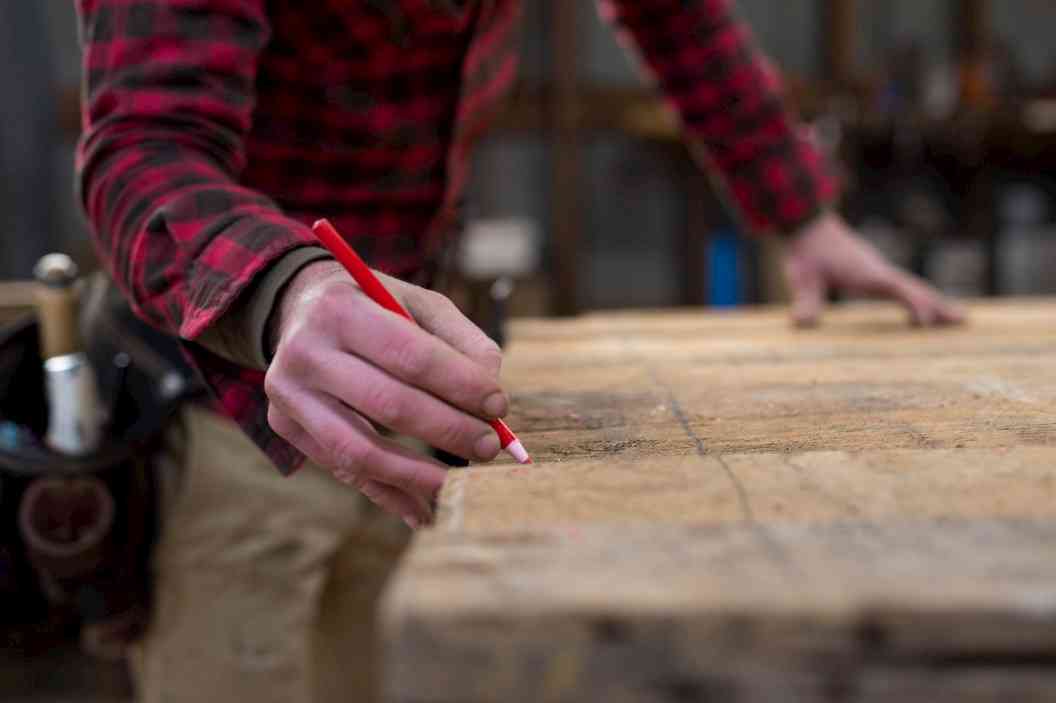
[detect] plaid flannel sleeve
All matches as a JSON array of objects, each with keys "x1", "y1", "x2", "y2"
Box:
[
  {"x1": 76, "y1": 0, "x2": 308, "y2": 471},
  {"x1": 600, "y1": 0, "x2": 837, "y2": 235}
]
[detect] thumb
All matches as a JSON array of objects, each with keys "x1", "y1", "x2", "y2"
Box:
[
  {"x1": 785, "y1": 259, "x2": 827, "y2": 328},
  {"x1": 396, "y1": 279, "x2": 505, "y2": 377}
]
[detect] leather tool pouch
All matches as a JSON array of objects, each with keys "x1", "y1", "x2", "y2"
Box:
[{"x1": 0, "y1": 274, "x2": 202, "y2": 659}]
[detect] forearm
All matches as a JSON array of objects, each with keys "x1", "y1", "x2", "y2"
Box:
[
  {"x1": 80, "y1": 133, "x2": 319, "y2": 335},
  {"x1": 76, "y1": 0, "x2": 314, "y2": 342},
  {"x1": 76, "y1": 0, "x2": 324, "y2": 472},
  {"x1": 599, "y1": 0, "x2": 836, "y2": 234}
]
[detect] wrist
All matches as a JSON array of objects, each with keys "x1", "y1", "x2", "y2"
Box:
[
  {"x1": 786, "y1": 211, "x2": 848, "y2": 255},
  {"x1": 785, "y1": 210, "x2": 835, "y2": 246},
  {"x1": 267, "y1": 259, "x2": 345, "y2": 359}
]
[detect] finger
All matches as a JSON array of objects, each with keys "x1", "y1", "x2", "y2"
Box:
[
  {"x1": 308, "y1": 349, "x2": 501, "y2": 462},
  {"x1": 336, "y1": 291, "x2": 508, "y2": 419},
  {"x1": 395, "y1": 280, "x2": 504, "y2": 377},
  {"x1": 289, "y1": 390, "x2": 449, "y2": 501},
  {"x1": 266, "y1": 404, "x2": 429, "y2": 528},
  {"x1": 887, "y1": 273, "x2": 966, "y2": 328},
  {"x1": 266, "y1": 380, "x2": 447, "y2": 505},
  {"x1": 785, "y1": 261, "x2": 827, "y2": 328},
  {"x1": 930, "y1": 295, "x2": 967, "y2": 326},
  {"x1": 353, "y1": 478, "x2": 430, "y2": 530}
]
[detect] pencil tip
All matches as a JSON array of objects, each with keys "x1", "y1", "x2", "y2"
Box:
[{"x1": 506, "y1": 439, "x2": 531, "y2": 465}]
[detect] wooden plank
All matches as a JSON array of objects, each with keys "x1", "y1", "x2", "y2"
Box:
[
  {"x1": 495, "y1": 302, "x2": 1056, "y2": 463},
  {"x1": 858, "y1": 670, "x2": 1056, "y2": 703},
  {"x1": 382, "y1": 299, "x2": 1056, "y2": 702},
  {"x1": 383, "y1": 521, "x2": 1056, "y2": 703},
  {"x1": 436, "y1": 447, "x2": 1056, "y2": 531}
]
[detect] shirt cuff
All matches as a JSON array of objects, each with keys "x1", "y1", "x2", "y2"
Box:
[{"x1": 196, "y1": 247, "x2": 333, "y2": 370}]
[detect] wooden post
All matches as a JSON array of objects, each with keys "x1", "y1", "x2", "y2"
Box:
[
  {"x1": 955, "y1": 0, "x2": 992, "y2": 109},
  {"x1": 548, "y1": 0, "x2": 583, "y2": 316},
  {"x1": 822, "y1": 0, "x2": 856, "y2": 87},
  {"x1": 956, "y1": 0, "x2": 988, "y2": 60}
]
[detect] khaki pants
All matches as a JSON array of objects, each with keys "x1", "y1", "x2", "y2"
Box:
[{"x1": 130, "y1": 405, "x2": 410, "y2": 703}]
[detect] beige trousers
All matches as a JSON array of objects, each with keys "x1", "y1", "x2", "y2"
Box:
[{"x1": 129, "y1": 405, "x2": 410, "y2": 703}]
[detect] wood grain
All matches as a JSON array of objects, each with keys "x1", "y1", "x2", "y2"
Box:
[{"x1": 382, "y1": 300, "x2": 1056, "y2": 702}]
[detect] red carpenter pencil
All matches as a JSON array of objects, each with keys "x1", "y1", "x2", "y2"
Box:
[{"x1": 311, "y1": 218, "x2": 531, "y2": 464}]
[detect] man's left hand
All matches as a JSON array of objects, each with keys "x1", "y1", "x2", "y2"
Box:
[{"x1": 783, "y1": 213, "x2": 967, "y2": 328}]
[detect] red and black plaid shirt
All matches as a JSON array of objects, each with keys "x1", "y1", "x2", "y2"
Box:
[{"x1": 76, "y1": 0, "x2": 835, "y2": 472}]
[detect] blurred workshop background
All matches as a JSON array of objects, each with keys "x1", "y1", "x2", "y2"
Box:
[
  {"x1": 3, "y1": 1, "x2": 1056, "y2": 318},
  {"x1": 2, "y1": 1, "x2": 1056, "y2": 702},
  {"x1": 5, "y1": 1, "x2": 1056, "y2": 319}
]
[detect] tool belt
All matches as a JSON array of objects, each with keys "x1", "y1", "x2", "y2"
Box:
[{"x1": 0, "y1": 274, "x2": 202, "y2": 659}]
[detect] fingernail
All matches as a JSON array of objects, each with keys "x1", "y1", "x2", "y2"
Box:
[
  {"x1": 482, "y1": 392, "x2": 508, "y2": 418},
  {"x1": 474, "y1": 431, "x2": 501, "y2": 461},
  {"x1": 403, "y1": 515, "x2": 420, "y2": 530}
]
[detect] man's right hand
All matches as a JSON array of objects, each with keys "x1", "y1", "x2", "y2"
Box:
[{"x1": 263, "y1": 260, "x2": 509, "y2": 529}]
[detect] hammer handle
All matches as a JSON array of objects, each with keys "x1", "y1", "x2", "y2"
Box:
[{"x1": 36, "y1": 282, "x2": 82, "y2": 360}]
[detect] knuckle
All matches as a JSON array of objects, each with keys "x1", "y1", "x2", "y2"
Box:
[
  {"x1": 312, "y1": 287, "x2": 346, "y2": 323},
  {"x1": 418, "y1": 465, "x2": 444, "y2": 499},
  {"x1": 437, "y1": 294, "x2": 461, "y2": 317},
  {"x1": 279, "y1": 335, "x2": 314, "y2": 373},
  {"x1": 264, "y1": 372, "x2": 290, "y2": 408},
  {"x1": 263, "y1": 370, "x2": 279, "y2": 400},
  {"x1": 357, "y1": 479, "x2": 384, "y2": 502},
  {"x1": 266, "y1": 404, "x2": 290, "y2": 436},
  {"x1": 392, "y1": 339, "x2": 433, "y2": 381},
  {"x1": 347, "y1": 472, "x2": 371, "y2": 494},
  {"x1": 360, "y1": 381, "x2": 407, "y2": 428},
  {"x1": 335, "y1": 467, "x2": 374, "y2": 498},
  {"x1": 387, "y1": 461, "x2": 421, "y2": 494},
  {"x1": 435, "y1": 418, "x2": 470, "y2": 454},
  {"x1": 400, "y1": 465, "x2": 427, "y2": 494},
  {"x1": 420, "y1": 288, "x2": 448, "y2": 309},
  {"x1": 373, "y1": 394, "x2": 406, "y2": 429},
  {"x1": 327, "y1": 436, "x2": 371, "y2": 472},
  {"x1": 478, "y1": 341, "x2": 503, "y2": 373}
]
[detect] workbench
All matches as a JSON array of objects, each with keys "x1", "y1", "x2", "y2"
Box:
[{"x1": 381, "y1": 299, "x2": 1056, "y2": 703}]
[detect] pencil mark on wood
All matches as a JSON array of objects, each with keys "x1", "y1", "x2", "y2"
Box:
[
  {"x1": 543, "y1": 437, "x2": 667, "y2": 458},
  {"x1": 640, "y1": 365, "x2": 752, "y2": 518},
  {"x1": 710, "y1": 451, "x2": 754, "y2": 523},
  {"x1": 642, "y1": 367, "x2": 796, "y2": 569}
]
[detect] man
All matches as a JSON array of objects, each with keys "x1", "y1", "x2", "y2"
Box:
[{"x1": 75, "y1": 1, "x2": 963, "y2": 700}]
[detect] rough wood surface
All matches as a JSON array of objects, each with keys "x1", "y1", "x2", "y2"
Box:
[{"x1": 382, "y1": 300, "x2": 1056, "y2": 703}]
